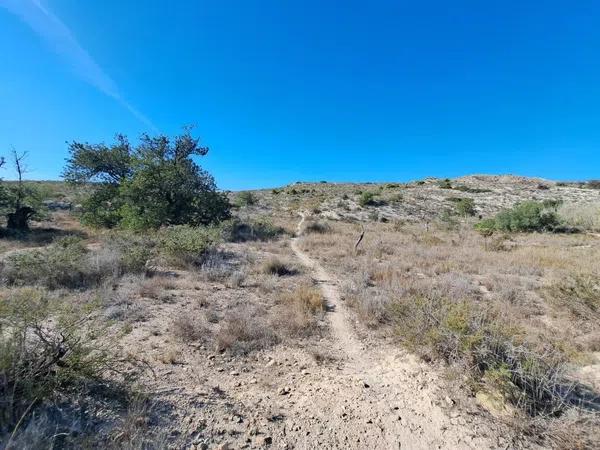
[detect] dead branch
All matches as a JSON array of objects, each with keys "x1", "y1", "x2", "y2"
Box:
[{"x1": 354, "y1": 224, "x2": 365, "y2": 252}]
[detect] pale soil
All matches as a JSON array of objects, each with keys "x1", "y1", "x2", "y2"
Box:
[{"x1": 106, "y1": 215, "x2": 518, "y2": 449}]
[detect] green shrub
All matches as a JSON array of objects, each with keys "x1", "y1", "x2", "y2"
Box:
[
  {"x1": 476, "y1": 201, "x2": 561, "y2": 233},
  {"x1": 235, "y1": 191, "x2": 257, "y2": 206},
  {"x1": 448, "y1": 197, "x2": 476, "y2": 216},
  {"x1": 358, "y1": 191, "x2": 376, "y2": 207},
  {"x1": 159, "y1": 225, "x2": 220, "y2": 267},
  {"x1": 437, "y1": 178, "x2": 453, "y2": 189},
  {"x1": 454, "y1": 185, "x2": 492, "y2": 194},
  {"x1": 104, "y1": 232, "x2": 156, "y2": 274},
  {"x1": 495, "y1": 201, "x2": 560, "y2": 232},
  {"x1": 64, "y1": 130, "x2": 231, "y2": 230}
]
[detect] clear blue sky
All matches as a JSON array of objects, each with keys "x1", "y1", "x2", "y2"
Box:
[{"x1": 1, "y1": 0, "x2": 599, "y2": 190}]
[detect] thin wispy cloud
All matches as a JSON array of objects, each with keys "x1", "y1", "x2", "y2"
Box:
[{"x1": 0, "y1": 0, "x2": 157, "y2": 131}]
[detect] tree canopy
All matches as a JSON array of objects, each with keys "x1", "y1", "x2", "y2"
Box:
[{"x1": 63, "y1": 131, "x2": 230, "y2": 229}]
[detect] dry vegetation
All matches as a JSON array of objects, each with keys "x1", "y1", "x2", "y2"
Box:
[
  {"x1": 1, "y1": 175, "x2": 599, "y2": 448},
  {"x1": 297, "y1": 213, "x2": 600, "y2": 447}
]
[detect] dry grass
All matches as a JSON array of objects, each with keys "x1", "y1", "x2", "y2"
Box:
[
  {"x1": 261, "y1": 256, "x2": 297, "y2": 276},
  {"x1": 215, "y1": 306, "x2": 279, "y2": 354},
  {"x1": 138, "y1": 275, "x2": 177, "y2": 299},
  {"x1": 171, "y1": 312, "x2": 211, "y2": 342},
  {"x1": 274, "y1": 285, "x2": 326, "y2": 337},
  {"x1": 299, "y1": 218, "x2": 600, "y2": 443}
]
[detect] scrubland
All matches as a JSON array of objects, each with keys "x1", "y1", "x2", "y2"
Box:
[{"x1": 1, "y1": 175, "x2": 599, "y2": 449}]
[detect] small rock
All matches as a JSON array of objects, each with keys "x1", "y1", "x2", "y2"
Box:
[
  {"x1": 278, "y1": 386, "x2": 291, "y2": 395},
  {"x1": 301, "y1": 370, "x2": 310, "y2": 375},
  {"x1": 265, "y1": 359, "x2": 276, "y2": 368},
  {"x1": 216, "y1": 443, "x2": 232, "y2": 450},
  {"x1": 255, "y1": 435, "x2": 273, "y2": 446},
  {"x1": 230, "y1": 370, "x2": 239, "y2": 376}
]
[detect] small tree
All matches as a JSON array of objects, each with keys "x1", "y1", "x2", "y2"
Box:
[
  {"x1": 0, "y1": 151, "x2": 42, "y2": 232},
  {"x1": 64, "y1": 130, "x2": 230, "y2": 229}
]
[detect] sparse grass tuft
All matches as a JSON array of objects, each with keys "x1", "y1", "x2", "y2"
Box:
[
  {"x1": 302, "y1": 221, "x2": 331, "y2": 235},
  {"x1": 261, "y1": 257, "x2": 296, "y2": 276},
  {"x1": 275, "y1": 286, "x2": 326, "y2": 336},
  {"x1": 215, "y1": 307, "x2": 278, "y2": 354}
]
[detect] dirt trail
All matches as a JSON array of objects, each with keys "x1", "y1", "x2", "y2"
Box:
[{"x1": 287, "y1": 213, "x2": 504, "y2": 449}]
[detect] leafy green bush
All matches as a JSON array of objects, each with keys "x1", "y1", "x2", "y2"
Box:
[
  {"x1": 476, "y1": 201, "x2": 560, "y2": 233},
  {"x1": 159, "y1": 225, "x2": 221, "y2": 267},
  {"x1": 495, "y1": 201, "x2": 560, "y2": 232}
]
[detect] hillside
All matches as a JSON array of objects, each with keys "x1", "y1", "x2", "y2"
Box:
[{"x1": 1, "y1": 175, "x2": 599, "y2": 449}]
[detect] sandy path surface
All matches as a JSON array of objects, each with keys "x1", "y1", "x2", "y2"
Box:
[{"x1": 283, "y1": 213, "x2": 503, "y2": 449}]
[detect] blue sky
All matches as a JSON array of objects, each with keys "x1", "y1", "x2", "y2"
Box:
[{"x1": 1, "y1": 0, "x2": 599, "y2": 190}]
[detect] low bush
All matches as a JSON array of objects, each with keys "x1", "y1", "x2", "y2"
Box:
[
  {"x1": 103, "y1": 232, "x2": 155, "y2": 274},
  {"x1": 358, "y1": 191, "x2": 376, "y2": 207},
  {"x1": 2, "y1": 237, "x2": 89, "y2": 289},
  {"x1": 302, "y1": 221, "x2": 331, "y2": 234},
  {"x1": 545, "y1": 275, "x2": 600, "y2": 318},
  {"x1": 171, "y1": 313, "x2": 211, "y2": 342},
  {"x1": 475, "y1": 201, "x2": 561, "y2": 233},
  {"x1": 447, "y1": 197, "x2": 476, "y2": 216},
  {"x1": 220, "y1": 217, "x2": 285, "y2": 242},
  {"x1": 159, "y1": 225, "x2": 220, "y2": 267},
  {"x1": 437, "y1": 178, "x2": 453, "y2": 189},
  {"x1": 0, "y1": 288, "x2": 125, "y2": 442},
  {"x1": 390, "y1": 291, "x2": 572, "y2": 416},
  {"x1": 2, "y1": 234, "x2": 155, "y2": 289},
  {"x1": 454, "y1": 185, "x2": 492, "y2": 193},
  {"x1": 261, "y1": 257, "x2": 296, "y2": 276},
  {"x1": 234, "y1": 191, "x2": 257, "y2": 206},
  {"x1": 215, "y1": 308, "x2": 278, "y2": 354}
]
